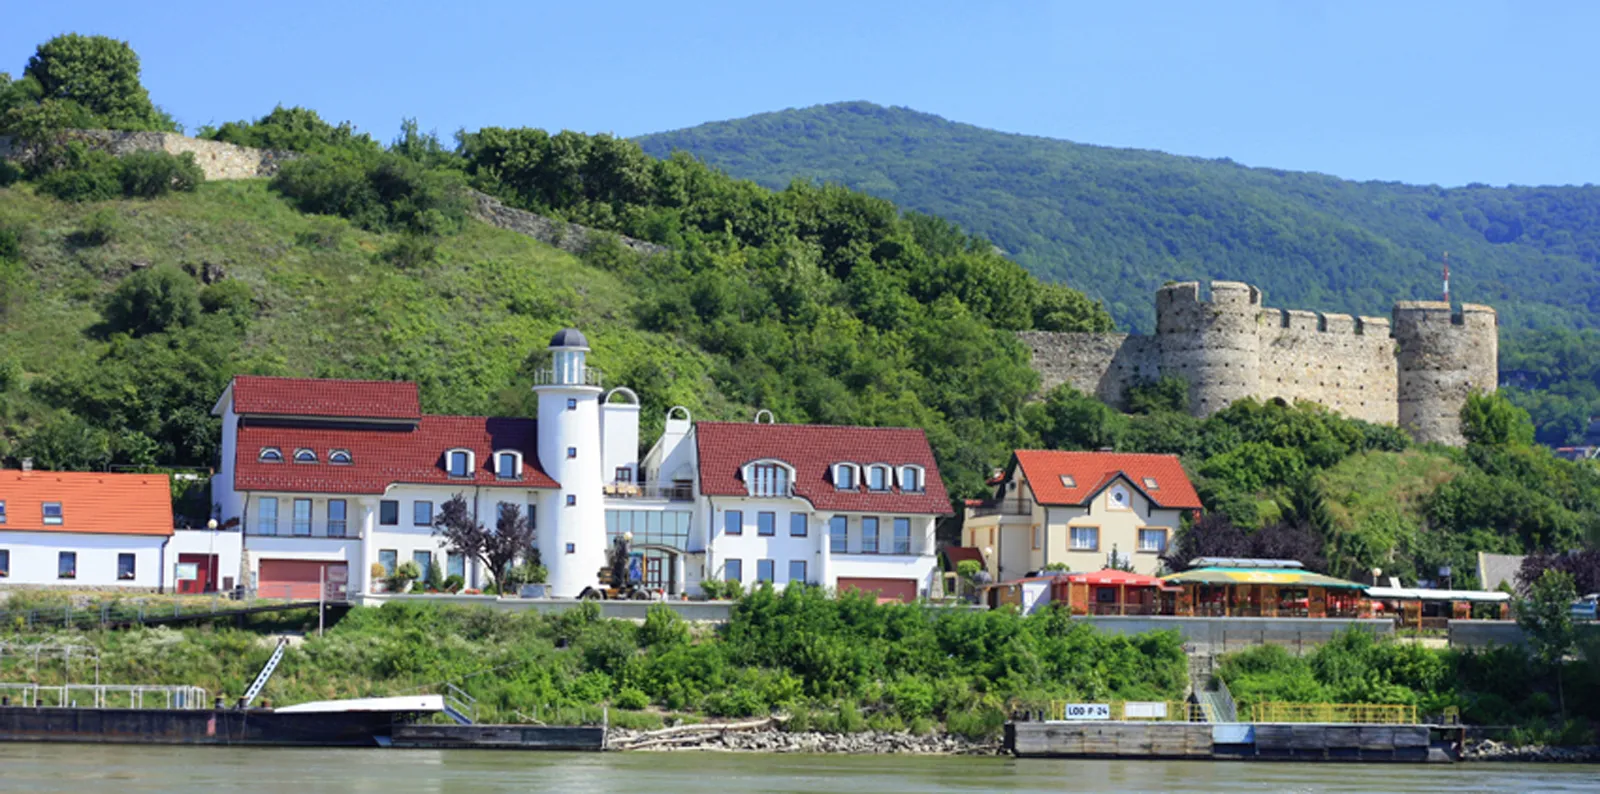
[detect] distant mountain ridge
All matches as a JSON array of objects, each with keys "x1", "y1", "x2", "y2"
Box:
[{"x1": 637, "y1": 101, "x2": 1600, "y2": 332}]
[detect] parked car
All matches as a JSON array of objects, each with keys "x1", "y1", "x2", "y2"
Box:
[{"x1": 1573, "y1": 594, "x2": 1599, "y2": 622}]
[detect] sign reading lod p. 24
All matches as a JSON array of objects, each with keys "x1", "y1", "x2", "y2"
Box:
[{"x1": 1061, "y1": 703, "x2": 1112, "y2": 720}]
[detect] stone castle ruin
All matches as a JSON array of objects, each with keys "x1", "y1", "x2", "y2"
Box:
[{"x1": 1019, "y1": 281, "x2": 1498, "y2": 446}]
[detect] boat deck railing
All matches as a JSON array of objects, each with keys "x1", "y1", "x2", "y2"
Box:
[
  {"x1": 0, "y1": 683, "x2": 209, "y2": 710},
  {"x1": 1249, "y1": 701, "x2": 1418, "y2": 724}
]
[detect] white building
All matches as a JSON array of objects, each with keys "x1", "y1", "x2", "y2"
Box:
[
  {"x1": 209, "y1": 329, "x2": 952, "y2": 601},
  {"x1": 0, "y1": 466, "x2": 176, "y2": 590}
]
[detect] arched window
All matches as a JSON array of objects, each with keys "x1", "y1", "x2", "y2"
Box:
[
  {"x1": 329, "y1": 450, "x2": 353, "y2": 465},
  {"x1": 446, "y1": 449, "x2": 473, "y2": 478},
  {"x1": 866, "y1": 464, "x2": 891, "y2": 492},
  {"x1": 898, "y1": 465, "x2": 924, "y2": 493},
  {"x1": 496, "y1": 451, "x2": 522, "y2": 480},
  {"x1": 744, "y1": 460, "x2": 792, "y2": 497},
  {"x1": 293, "y1": 449, "x2": 317, "y2": 464},
  {"x1": 258, "y1": 448, "x2": 284, "y2": 463},
  {"x1": 832, "y1": 463, "x2": 859, "y2": 490}
]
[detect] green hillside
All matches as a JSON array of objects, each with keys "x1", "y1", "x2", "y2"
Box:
[{"x1": 636, "y1": 101, "x2": 1600, "y2": 332}]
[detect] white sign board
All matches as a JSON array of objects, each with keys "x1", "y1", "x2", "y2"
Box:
[
  {"x1": 1123, "y1": 701, "x2": 1169, "y2": 720},
  {"x1": 175, "y1": 563, "x2": 199, "y2": 581},
  {"x1": 1061, "y1": 703, "x2": 1111, "y2": 720}
]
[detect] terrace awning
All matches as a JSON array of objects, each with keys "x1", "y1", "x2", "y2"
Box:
[
  {"x1": 1064, "y1": 569, "x2": 1167, "y2": 587},
  {"x1": 1365, "y1": 586, "x2": 1511, "y2": 603},
  {"x1": 1162, "y1": 567, "x2": 1366, "y2": 590}
]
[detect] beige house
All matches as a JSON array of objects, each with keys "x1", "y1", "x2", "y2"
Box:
[{"x1": 961, "y1": 451, "x2": 1201, "y2": 579}]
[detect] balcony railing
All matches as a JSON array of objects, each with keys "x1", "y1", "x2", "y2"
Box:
[
  {"x1": 604, "y1": 482, "x2": 694, "y2": 502},
  {"x1": 533, "y1": 366, "x2": 604, "y2": 387},
  {"x1": 969, "y1": 501, "x2": 1033, "y2": 517}
]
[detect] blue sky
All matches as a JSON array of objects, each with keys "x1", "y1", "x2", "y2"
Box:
[{"x1": 4, "y1": 0, "x2": 1595, "y2": 187}]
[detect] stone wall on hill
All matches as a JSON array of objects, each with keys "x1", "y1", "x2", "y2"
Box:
[
  {"x1": 1022, "y1": 280, "x2": 1499, "y2": 446},
  {"x1": 0, "y1": 130, "x2": 297, "y2": 180}
]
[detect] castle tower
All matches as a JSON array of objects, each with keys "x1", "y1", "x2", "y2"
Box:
[
  {"x1": 1392, "y1": 302, "x2": 1498, "y2": 445},
  {"x1": 533, "y1": 328, "x2": 608, "y2": 597},
  {"x1": 1156, "y1": 281, "x2": 1263, "y2": 416}
]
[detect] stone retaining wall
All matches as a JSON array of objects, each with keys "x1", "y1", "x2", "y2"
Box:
[{"x1": 0, "y1": 130, "x2": 297, "y2": 180}]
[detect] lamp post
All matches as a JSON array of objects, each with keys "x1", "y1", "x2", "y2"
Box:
[
  {"x1": 1371, "y1": 567, "x2": 1382, "y2": 587},
  {"x1": 207, "y1": 518, "x2": 218, "y2": 594}
]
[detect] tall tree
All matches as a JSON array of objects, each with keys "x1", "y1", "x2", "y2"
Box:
[
  {"x1": 432, "y1": 496, "x2": 536, "y2": 589},
  {"x1": 23, "y1": 34, "x2": 170, "y2": 130},
  {"x1": 1516, "y1": 568, "x2": 1580, "y2": 715}
]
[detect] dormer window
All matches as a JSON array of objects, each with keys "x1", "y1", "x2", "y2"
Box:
[
  {"x1": 745, "y1": 461, "x2": 792, "y2": 498},
  {"x1": 329, "y1": 450, "x2": 352, "y2": 465},
  {"x1": 259, "y1": 448, "x2": 284, "y2": 463},
  {"x1": 293, "y1": 448, "x2": 317, "y2": 464},
  {"x1": 1059, "y1": 475, "x2": 1076, "y2": 488},
  {"x1": 496, "y1": 451, "x2": 522, "y2": 480},
  {"x1": 446, "y1": 449, "x2": 473, "y2": 478},
  {"x1": 1142, "y1": 477, "x2": 1159, "y2": 490},
  {"x1": 899, "y1": 465, "x2": 924, "y2": 493},
  {"x1": 866, "y1": 465, "x2": 890, "y2": 492},
  {"x1": 832, "y1": 463, "x2": 859, "y2": 490}
]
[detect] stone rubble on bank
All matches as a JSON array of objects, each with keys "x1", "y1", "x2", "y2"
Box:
[
  {"x1": 1463, "y1": 740, "x2": 1600, "y2": 763},
  {"x1": 607, "y1": 727, "x2": 1003, "y2": 755}
]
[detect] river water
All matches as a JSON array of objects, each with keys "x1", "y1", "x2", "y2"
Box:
[{"x1": 1, "y1": 744, "x2": 1597, "y2": 793}]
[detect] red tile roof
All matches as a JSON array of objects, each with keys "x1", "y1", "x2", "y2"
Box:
[
  {"x1": 1013, "y1": 450, "x2": 1201, "y2": 510},
  {"x1": 234, "y1": 416, "x2": 558, "y2": 495},
  {"x1": 695, "y1": 422, "x2": 951, "y2": 515},
  {"x1": 0, "y1": 470, "x2": 173, "y2": 536},
  {"x1": 228, "y1": 375, "x2": 422, "y2": 420}
]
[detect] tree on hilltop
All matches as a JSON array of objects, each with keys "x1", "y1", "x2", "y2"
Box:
[{"x1": 21, "y1": 34, "x2": 173, "y2": 131}]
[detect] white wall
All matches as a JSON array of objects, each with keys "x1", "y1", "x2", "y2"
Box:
[
  {"x1": 600, "y1": 399, "x2": 640, "y2": 486},
  {"x1": 0, "y1": 531, "x2": 166, "y2": 589},
  {"x1": 167, "y1": 529, "x2": 244, "y2": 589},
  {"x1": 706, "y1": 497, "x2": 822, "y2": 587},
  {"x1": 535, "y1": 375, "x2": 607, "y2": 598},
  {"x1": 212, "y1": 393, "x2": 243, "y2": 527}
]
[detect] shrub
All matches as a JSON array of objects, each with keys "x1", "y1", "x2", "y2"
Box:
[
  {"x1": 36, "y1": 144, "x2": 120, "y2": 201},
  {"x1": 945, "y1": 705, "x2": 1005, "y2": 740},
  {"x1": 442, "y1": 574, "x2": 464, "y2": 593},
  {"x1": 100, "y1": 264, "x2": 201, "y2": 337},
  {"x1": 73, "y1": 207, "x2": 122, "y2": 246},
  {"x1": 116, "y1": 151, "x2": 203, "y2": 197},
  {"x1": 613, "y1": 687, "x2": 650, "y2": 710},
  {"x1": 639, "y1": 603, "x2": 689, "y2": 649},
  {"x1": 198, "y1": 280, "x2": 254, "y2": 318},
  {"x1": 0, "y1": 227, "x2": 22, "y2": 260},
  {"x1": 0, "y1": 159, "x2": 20, "y2": 187}
]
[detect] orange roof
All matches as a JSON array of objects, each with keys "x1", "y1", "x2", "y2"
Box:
[
  {"x1": 1013, "y1": 450, "x2": 1201, "y2": 510},
  {"x1": 0, "y1": 470, "x2": 173, "y2": 536}
]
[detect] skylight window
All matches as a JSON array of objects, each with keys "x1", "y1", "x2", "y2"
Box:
[
  {"x1": 1143, "y1": 477, "x2": 1159, "y2": 490},
  {"x1": 1059, "y1": 475, "x2": 1076, "y2": 487},
  {"x1": 259, "y1": 448, "x2": 283, "y2": 463},
  {"x1": 293, "y1": 449, "x2": 317, "y2": 464},
  {"x1": 329, "y1": 450, "x2": 353, "y2": 465}
]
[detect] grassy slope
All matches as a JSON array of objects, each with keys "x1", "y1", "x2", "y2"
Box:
[
  {"x1": 1316, "y1": 448, "x2": 1468, "y2": 581},
  {"x1": 637, "y1": 102, "x2": 1600, "y2": 332},
  {"x1": 0, "y1": 180, "x2": 727, "y2": 434}
]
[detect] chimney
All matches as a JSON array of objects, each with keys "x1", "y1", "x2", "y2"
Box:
[{"x1": 20, "y1": 457, "x2": 32, "y2": 472}]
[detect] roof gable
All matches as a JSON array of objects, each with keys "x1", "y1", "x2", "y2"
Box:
[
  {"x1": 1013, "y1": 450, "x2": 1201, "y2": 510},
  {"x1": 228, "y1": 375, "x2": 422, "y2": 421},
  {"x1": 694, "y1": 422, "x2": 951, "y2": 515},
  {"x1": 234, "y1": 416, "x2": 558, "y2": 496},
  {"x1": 0, "y1": 471, "x2": 173, "y2": 536}
]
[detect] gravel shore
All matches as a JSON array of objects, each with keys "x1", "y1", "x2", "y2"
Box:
[
  {"x1": 1462, "y1": 740, "x2": 1600, "y2": 763},
  {"x1": 607, "y1": 727, "x2": 1004, "y2": 755}
]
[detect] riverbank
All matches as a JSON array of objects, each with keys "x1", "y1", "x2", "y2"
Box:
[
  {"x1": 607, "y1": 726, "x2": 1003, "y2": 755},
  {"x1": 1463, "y1": 740, "x2": 1600, "y2": 763}
]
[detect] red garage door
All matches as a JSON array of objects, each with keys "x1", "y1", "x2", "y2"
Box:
[
  {"x1": 258, "y1": 560, "x2": 347, "y2": 601},
  {"x1": 838, "y1": 577, "x2": 918, "y2": 604}
]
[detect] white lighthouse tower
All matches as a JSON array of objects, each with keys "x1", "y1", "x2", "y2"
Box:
[{"x1": 534, "y1": 328, "x2": 607, "y2": 597}]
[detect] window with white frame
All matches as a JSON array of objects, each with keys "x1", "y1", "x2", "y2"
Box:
[
  {"x1": 259, "y1": 447, "x2": 283, "y2": 463},
  {"x1": 1108, "y1": 484, "x2": 1131, "y2": 510},
  {"x1": 829, "y1": 516, "x2": 848, "y2": 553},
  {"x1": 496, "y1": 452, "x2": 518, "y2": 479},
  {"x1": 746, "y1": 461, "x2": 791, "y2": 497},
  {"x1": 256, "y1": 497, "x2": 278, "y2": 535},
  {"x1": 892, "y1": 517, "x2": 911, "y2": 554},
  {"x1": 42, "y1": 502, "x2": 62, "y2": 525},
  {"x1": 293, "y1": 448, "x2": 317, "y2": 464},
  {"x1": 832, "y1": 463, "x2": 858, "y2": 490},
  {"x1": 292, "y1": 499, "x2": 312, "y2": 536},
  {"x1": 1070, "y1": 526, "x2": 1099, "y2": 551},
  {"x1": 329, "y1": 449, "x2": 352, "y2": 465},
  {"x1": 899, "y1": 466, "x2": 923, "y2": 493},
  {"x1": 1138, "y1": 528, "x2": 1168, "y2": 553},
  {"x1": 861, "y1": 517, "x2": 879, "y2": 554},
  {"x1": 328, "y1": 500, "x2": 347, "y2": 537},
  {"x1": 866, "y1": 465, "x2": 889, "y2": 491},
  {"x1": 447, "y1": 449, "x2": 472, "y2": 477}
]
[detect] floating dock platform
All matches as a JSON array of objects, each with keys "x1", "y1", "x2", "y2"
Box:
[
  {"x1": 1006, "y1": 721, "x2": 1458, "y2": 763},
  {"x1": 390, "y1": 724, "x2": 606, "y2": 751}
]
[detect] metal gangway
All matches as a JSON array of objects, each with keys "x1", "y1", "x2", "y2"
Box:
[{"x1": 241, "y1": 637, "x2": 290, "y2": 707}]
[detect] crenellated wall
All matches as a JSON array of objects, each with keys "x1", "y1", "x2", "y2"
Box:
[{"x1": 1021, "y1": 281, "x2": 1498, "y2": 445}]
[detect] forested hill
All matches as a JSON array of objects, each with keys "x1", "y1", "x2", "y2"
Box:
[{"x1": 636, "y1": 101, "x2": 1600, "y2": 332}]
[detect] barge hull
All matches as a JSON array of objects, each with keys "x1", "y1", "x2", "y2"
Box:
[
  {"x1": 1006, "y1": 721, "x2": 1456, "y2": 763},
  {"x1": 0, "y1": 706, "x2": 398, "y2": 746}
]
